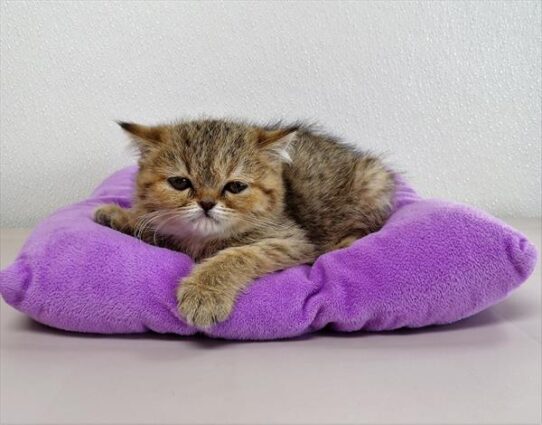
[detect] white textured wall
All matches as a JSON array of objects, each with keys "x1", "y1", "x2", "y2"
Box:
[{"x1": 1, "y1": 1, "x2": 540, "y2": 226}]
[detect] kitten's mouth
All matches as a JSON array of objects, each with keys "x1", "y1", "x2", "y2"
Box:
[
  {"x1": 192, "y1": 213, "x2": 219, "y2": 224},
  {"x1": 186, "y1": 212, "x2": 226, "y2": 237}
]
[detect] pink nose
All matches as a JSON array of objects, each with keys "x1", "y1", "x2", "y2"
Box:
[{"x1": 199, "y1": 200, "x2": 216, "y2": 212}]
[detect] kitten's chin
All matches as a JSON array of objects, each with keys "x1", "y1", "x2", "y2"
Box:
[
  {"x1": 156, "y1": 214, "x2": 229, "y2": 241},
  {"x1": 189, "y1": 216, "x2": 228, "y2": 238}
]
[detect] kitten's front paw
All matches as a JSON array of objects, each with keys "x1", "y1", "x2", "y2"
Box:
[
  {"x1": 176, "y1": 277, "x2": 235, "y2": 328},
  {"x1": 94, "y1": 204, "x2": 131, "y2": 233}
]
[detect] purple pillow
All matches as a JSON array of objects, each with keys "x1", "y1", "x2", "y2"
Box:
[{"x1": 0, "y1": 167, "x2": 537, "y2": 340}]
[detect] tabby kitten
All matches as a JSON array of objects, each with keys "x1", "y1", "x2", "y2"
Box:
[{"x1": 94, "y1": 119, "x2": 394, "y2": 327}]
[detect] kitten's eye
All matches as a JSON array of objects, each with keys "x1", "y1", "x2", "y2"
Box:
[
  {"x1": 167, "y1": 177, "x2": 192, "y2": 191},
  {"x1": 224, "y1": 181, "x2": 248, "y2": 194}
]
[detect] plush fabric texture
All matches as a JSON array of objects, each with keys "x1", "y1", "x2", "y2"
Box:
[{"x1": 0, "y1": 167, "x2": 537, "y2": 340}]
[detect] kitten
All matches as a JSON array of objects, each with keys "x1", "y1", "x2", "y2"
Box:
[{"x1": 94, "y1": 119, "x2": 395, "y2": 327}]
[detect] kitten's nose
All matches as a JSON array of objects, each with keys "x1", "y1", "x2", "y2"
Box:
[{"x1": 199, "y1": 200, "x2": 216, "y2": 212}]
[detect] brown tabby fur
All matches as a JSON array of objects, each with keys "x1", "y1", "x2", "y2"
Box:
[{"x1": 94, "y1": 119, "x2": 395, "y2": 327}]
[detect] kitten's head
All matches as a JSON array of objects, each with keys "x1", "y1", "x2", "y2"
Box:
[{"x1": 120, "y1": 119, "x2": 296, "y2": 240}]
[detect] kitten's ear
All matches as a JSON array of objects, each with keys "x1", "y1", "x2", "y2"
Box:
[
  {"x1": 117, "y1": 121, "x2": 167, "y2": 154},
  {"x1": 256, "y1": 129, "x2": 297, "y2": 163}
]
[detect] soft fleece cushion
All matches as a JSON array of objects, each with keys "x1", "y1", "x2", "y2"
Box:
[{"x1": 0, "y1": 167, "x2": 537, "y2": 340}]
